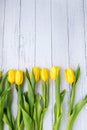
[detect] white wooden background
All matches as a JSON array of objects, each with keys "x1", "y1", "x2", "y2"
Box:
[{"x1": 0, "y1": 0, "x2": 87, "y2": 130}]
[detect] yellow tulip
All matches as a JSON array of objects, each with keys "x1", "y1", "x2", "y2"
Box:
[
  {"x1": 50, "y1": 66, "x2": 60, "y2": 80},
  {"x1": 41, "y1": 68, "x2": 49, "y2": 82},
  {"x1": 64, "y1": 68, "x2": 75, "y2": 84},
  {"x1": 32, "y1": 66, "x2": 40, "y2": 82},
  {"x1": 8, "y1": 69, "x2": 15, "y2": 84},
  {"x1": 15, "y1": 70, "x2": 23, "y2": 85}
]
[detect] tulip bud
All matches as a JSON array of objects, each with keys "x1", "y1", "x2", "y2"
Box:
[
  {"x1": 15, "y1": 70, "x2": 23, "y2": 85},
  {"x1": 32, "y1": 66, "x2": 40, "y2": 82},
  {"x1": 50, "y1": 66, "x2": 60, "y2": 80},
  {"x1": 64, "y1": 68, "x2": 75, "y2": 84},
  {"x1": 8, "y1": 69, "x2": 15, "y2": 84},
  {"x1": 41, "y1": 68, "x2": 49, "y2": 82}
]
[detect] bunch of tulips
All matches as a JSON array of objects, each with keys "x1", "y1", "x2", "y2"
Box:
[{"x1": 0, "y1": 65, "x2": 87, "y2": 130}]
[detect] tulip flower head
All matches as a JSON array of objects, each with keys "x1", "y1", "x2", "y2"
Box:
[
  {"x1": 64, "y1": 68, "x2": 75, "y2": 84},
  {"x1": 50, "y1": 66, "x2": 60, "y2": 80},
  {"x1": 41, "y1": 68, "x2": 49, "y2": 82},
  {"x1": 8, "y1": 69, "x2": 15, "y2": 84},
  {"x1": 15, "y1": 70, "x2": 23, "y2": 85},
  {"x1": 32, "y1": 66, "x2": 40, "y2": 82}
]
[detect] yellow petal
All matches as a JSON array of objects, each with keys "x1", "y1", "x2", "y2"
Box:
[
  {"x1": 15, "y1": 70, "x2": 23, "y2": 85},
  {"x1": 8, "y1": 69, "x2": 15, "y2": 84},
  {"x1": 41, "y1": 68, "x2": 49, "y2": 82},
  {"x1": 33, "y1": 66, "x2": 40, "y2": 82},
  {"x1": 64, "y1": 68, "x2": 75, "y2": 84},
  {"x1": 50, "y1": 66, "x2": 60, "y2": 80}
]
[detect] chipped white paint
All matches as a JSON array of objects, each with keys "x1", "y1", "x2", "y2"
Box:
[{"x1": 0, "y1": 0, "x2": 87, "y2": 129}]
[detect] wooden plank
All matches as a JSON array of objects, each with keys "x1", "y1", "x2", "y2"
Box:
[
  {"x1": 52, "y1": 0, "x2": 69, "y2": 129},
  {"x1": 83, "y1": 0, "x2": 87, "y2": 100},
  {"x1": 0, "y1": 0, "x2": 5, "y2": 69},
  {"x1": 3, "y1": 0, "x2": 19, "y2": 70},
  {"x1": 19, "y1": 0, "x2": 35, "y2": 71},
  {"x1": 82, "y1": 0, "x2": 87, "y2": 129},
  {"x1": 35, "y1": 0, "x2": 52, "y2": 129},
  {"x1": 19, "y1": 0, "x2": 35, "y2": 91},
  {"x1": 68, "y1": 0, "x2": 86, "y2": 129},
  {"x1": 2, "y1": 1, "x2": 20, "y2": 129}
]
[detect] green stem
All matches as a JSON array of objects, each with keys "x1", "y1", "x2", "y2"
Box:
[
  {"x1": 39, "y1": 112, "x2": 45, "y2": 130},
  {"x1": 52, "y1": 72, "x2": 61, "y2": 130},
  {"x1": 39, "y1": 120, "x2": 43, "y2": 130},
  {"x1": 55, "y1": 72, "x2": 60, "y2": 114},
  {"x1": 45, "y1": 80, "x2": 49, "y2": 108},
  {"x1": 67, "y1": 95, "x2": 87, "y2": 130},
  {"x1": 66, "y1": 117, "x2": 73, "y2": 130},
  {"x1": 9, "y1": 126, "x2": 14, "y2": 130},
  {"x1": 0, "y1": 120, "x2": 3, "y2": 130},
  {"x1": 42, "y1": 80, "x2": 49, "y2": 107},
  {"x1": 42, "y1": 81, "x2": 46, "y2": 108},
  {"x1": 53, "y1": 115, "x2": 62, "y2": 130},
  {"x1": 17, "y1": 86, "x2": 23, "y2": 130},
  {"x1": 36, "y1": 122, "x2": 39, "y2": 130},
  {"x1": 68, "y1": 84, "x2": 76, "y2": 116},
  {"x1": 53, "y1": 122, "x2": 60, "y2": 130}
]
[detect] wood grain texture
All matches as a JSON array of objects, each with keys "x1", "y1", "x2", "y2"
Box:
[
  {"x1": 35, "y1": 0, "x2": 52, "y2": 129},
  {"x1": 19, "y1": 0, "x2": 35, "y2": 93},
  {"x1": 19, "y1": 0, "x2": 35, "y2": 70},
  {"x1": 2, "y1": 0, "x2": 20, "y2": 129},
  {"x1": 51, "y1": 0, "x2": 69, "y2": 129},
  {"x1": 67, "y1": 0, "x2": 86, "y2": 129},
  {"x1": 0, "y1": 0, "x2": 87, "y2": 129},
  {"x1": 82, "y1": 0, "x2": 87, "y2": 128},
  {"x1": 3, "y1": 0, "x2": 19, "y2": 70},
  {"x1": 0, "y1": 0, "x2": 5, "y2": 69}
]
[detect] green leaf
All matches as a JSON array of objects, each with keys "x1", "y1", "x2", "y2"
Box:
[
  {"x1": 0, "y1": 72, "x2": 7, "y2": 94},
  {"x1": 0, "y1": 71, "x2": 2, "y2": 81},
  {"x1": 0, "y1": 88, "x2": 10, "y2": 102},
  {"x1": 39, "y1": 108, "x2": 47, "y2": 130},
  {"x1": 19, "y1": 120, "x2": 24, "y2": 130},
  {"x1": 27, "y1": 78, "x2": 34, "y2": 117},
  {"x1": 5, "y1": 80, "x2": 10, "y2": 89},
  {"x1": 31, "y1": 70, "x2": 35, "y2": 91},
  {"x1": 60, "y1": 89, "x2": 66, "y2": 103},
  {"x1": 35, "y1": 94, "x2": 43, "y2": 121},
  {"x1": 5, "y1": 80, "x2": 13, "y2": 109},
  {"x1": 21, "y1": 106, "x2": 34, "y2": 130},
  {"x1": 23, "y1": 95, "x2": 29, "y2": 114},
  {"x1": 67, "y1": 95, "x2": 87, "y2": 130},
  {"x1": 53, "y1": 103, "x2": 62, "y2": 130},
  {"x1": 74, "y1": 65, "x2": 80, "y2": 84},
  {"x1": 26, "y1": 68, "x2": 31, "y2": 85},
  {"x1": 17, "y1": 106, "x2": 23, "y2": 128},
  {"x1": 3, "y1": 113, "x2": 11, "y2": 127},
  {"x1": 34, "y1": 94, "x2": 43, "y2": 130},
  {"x1": 7, "y1": 107, "x2": 13, "y2": 127},
  {"x1": 13, "y1": 119, "x2": 17, "y2": 130},
  {"x1": 72, "y1": 95, "x2": 87, "y2": 120}
]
